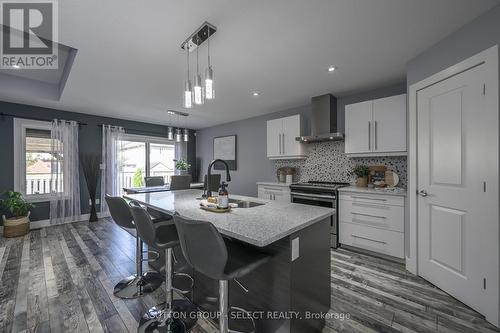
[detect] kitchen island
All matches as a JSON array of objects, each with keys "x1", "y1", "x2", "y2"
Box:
[{"x1": 124, "y1": 190, "x2": 334, "y2": 333}]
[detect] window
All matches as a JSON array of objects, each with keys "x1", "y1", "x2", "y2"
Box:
[
  {"x1": 118, "y1": 134, "x2": 175, "y2": 188},
  {"x1": 14, "y1": 119, "x2": 64, "y2": 202}
]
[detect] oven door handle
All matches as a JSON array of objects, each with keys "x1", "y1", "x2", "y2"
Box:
[{"x1": 291, "y1": 192, "x2": 336, "y2": 202}]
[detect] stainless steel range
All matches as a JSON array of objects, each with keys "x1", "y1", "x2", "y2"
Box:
[{"x1": 290, "y1": 181, "x2": 349, "y2": 248}]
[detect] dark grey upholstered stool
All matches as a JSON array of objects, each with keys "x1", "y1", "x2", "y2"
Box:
[
  {"x1": 169, "y1": 175, "x2": 192, "y2": 190},
  {"x1": 145, "y1": 176, "x2": 165, "y2": 187},
  {"x1": 105, "y1": 196, "x2": 163, "y2": 299},
  {"x1": 173, "y1": 216, "x2": 271, "y2": 333},
  {"x1": 131, "y1": 206, "x2": 198, "y2": 333}
]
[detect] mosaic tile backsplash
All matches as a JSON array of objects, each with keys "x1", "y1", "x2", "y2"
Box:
[{"x1": 274, "y1": 141, "x2": 407, "y2": 188}]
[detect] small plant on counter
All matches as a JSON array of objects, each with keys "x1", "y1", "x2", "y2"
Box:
[{"x1": 352, "y1": 165, "x2": 370, "y2": 187}]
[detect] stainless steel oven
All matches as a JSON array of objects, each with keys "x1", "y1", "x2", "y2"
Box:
[{"x1": 290, "y1": 182, "x2": 348, "y2": 248}]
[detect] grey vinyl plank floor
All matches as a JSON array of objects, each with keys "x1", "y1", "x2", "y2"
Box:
[{"x1": 0, "y1": 219, "x2": 498, "y2": 333}]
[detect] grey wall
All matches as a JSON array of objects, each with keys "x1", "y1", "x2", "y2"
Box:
[
  {"x1": 0, "y1": 101, "x2": 196, "y2": 221},
  {"x1": 196, "y1": 105, "x2": 310, "y2": 196},
  {"x1": 196, "y1": 83, "x2": 406, "y2": 196},
  {"x1": 407, "y1": 4, "x2": 500, "y2": 86}
]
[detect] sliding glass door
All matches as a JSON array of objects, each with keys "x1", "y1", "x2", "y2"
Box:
[{"x1": 118, "y1": 134, "x2": 175, "y2": 188}]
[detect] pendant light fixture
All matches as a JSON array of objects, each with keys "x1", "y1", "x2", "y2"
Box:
[
  {"x1": 183, "y1": 45, "x2": 193, "y2": 109},
  {"x1": 167, "y1": 126, "x2": 174, "y2": 140},
  {"x1": 183, "y1": 128, "x2": 189, "y2": 142},
  {"x1": 181, "y1": 22, "x2": 216, "y2": 108},
  {"x1": 205, "y1": 27, "x2": 214, "y2": 100},
  {"x1": 193, "y1": 39, "x2": 205, "y2": 105}
]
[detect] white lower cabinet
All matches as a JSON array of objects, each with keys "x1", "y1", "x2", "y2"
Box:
[
  {"x1": 339, "y1": 191, "x2": 405, "y2": 258},
  {"x1": 257, "y1": 183, "x2": 291, "y2": 202}
]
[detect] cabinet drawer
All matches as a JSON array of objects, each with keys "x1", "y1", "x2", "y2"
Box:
[
  {"x1": 339, "y1": 192, "x2": 404, "y2": 207},
  {"x1": 339, "y1": 222, "x2": 404, "y2": 258},
  {"x1": 339, "y1": 200, "x2": 404, "y2": 232}
]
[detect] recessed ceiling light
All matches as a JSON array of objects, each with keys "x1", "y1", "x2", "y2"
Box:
[
  {"x1": 12, "y1": 65, "x2": 20, "y2": 69},
  {"x1": 252, "y1": 92, "x2": 260, "y2": 97},
  {"x1": 327, "y1": 66, "x2": 337, "y2": 72}
]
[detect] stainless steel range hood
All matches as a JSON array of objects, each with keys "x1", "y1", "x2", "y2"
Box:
[{"x1": 296, "y1": 94, "x2": 344, "y2": 143}]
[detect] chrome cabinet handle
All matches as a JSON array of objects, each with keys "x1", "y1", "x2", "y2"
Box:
[
  {"x1": 351, "y1": 234, "x2": 387, "y2": 244},
  {"x1": 418, "y1": 190, "x2": 428, "y2": 197},
  {"x1": 368, "y1": 121, "x2": 371, "y2": 150},
  {"x1": 351, "y1": 212, "x2": 387, "y2": 219},
  {"x1": 351, "y1": 196, "x2": 387, "y2": 202},
  {"x1": 374, "y1": 121, "x2": 378, "y2": 150},
  {"x1": 281, "y1": 133, "x2": 285, "y2": 155},
  {"x1": 278, "y1": 134, "x2": 281, "y2": 154}
]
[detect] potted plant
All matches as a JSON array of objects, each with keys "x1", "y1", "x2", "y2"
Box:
[
  {"x1": 0, "y1": 191, "x2": 34, "y2": 238},
  {"x1": 352, "y1": 165, "x2": 370, "y2": 187},
  {"x1": 175, "y1": 159, "x2": 191, "y2": 175}
]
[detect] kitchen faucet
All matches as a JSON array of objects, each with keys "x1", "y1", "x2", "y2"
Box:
[{"x1": 205, "y1": 159, "x2": 231, "y2": 198}]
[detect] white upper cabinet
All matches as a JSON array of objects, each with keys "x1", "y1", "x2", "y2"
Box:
[
  {"x1": 373, "y1": 94, "x2": 407, "y2": 153},
  {"x1": 345, "y1": 94, "x2": 407, "y2": 156},
  {"x1": 266, "y1": 118, "x2": 282, "y2": 157},
  {"x1": 345, "y1": 101, "x2": 373, "y2": 154},
  {"x1": 267, "y1": 114, "x2": 306, "y2": 159}
]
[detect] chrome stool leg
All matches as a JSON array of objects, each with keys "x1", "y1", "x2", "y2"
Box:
[
  {"x1": 217, "y1": 279, "x2": 256, "y2": 333},
  {"x1": 219, "y1": 280, "x2": 229, "y2": 333},
  {"x1": 113, "y1": 237, "x2": 163, "y2": 299},
  {"x1": 139, "y1": 248, "x2": 198, "y2": 332}
]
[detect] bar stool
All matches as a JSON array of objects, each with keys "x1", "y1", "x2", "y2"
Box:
[
  {"x1": 105, "y1": 196, "x2": 164, "y2": 299},
  {"x1": 173, "y1": 215, "x2": 271, "y2": 333},
  {"x1": 131, "y1": 205, "x2": 198, "y2": 333}
]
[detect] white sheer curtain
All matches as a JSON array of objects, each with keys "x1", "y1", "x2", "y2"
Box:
[
  {"x1": 49, "y1": 120, "x2": 81, "y2": 224},
  {"x1": 174, "y1": 140, "x2": 187, "y2": 175},
  {"x1": 100, "y1": 125, "x2": 125, "y2": 213}
]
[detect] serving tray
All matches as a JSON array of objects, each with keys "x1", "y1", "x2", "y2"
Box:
[{"x1": 199, "y1": 205, "x2": 231, "y2": 213}]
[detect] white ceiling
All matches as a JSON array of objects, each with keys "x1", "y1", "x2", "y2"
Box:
[{"x1": 0, "y1": 0, "x2": 498, "y2": 129}]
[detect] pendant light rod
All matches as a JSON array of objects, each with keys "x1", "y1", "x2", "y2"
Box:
[{"x1": 207, "y1": 26, "x2": 211, "y2": 67}]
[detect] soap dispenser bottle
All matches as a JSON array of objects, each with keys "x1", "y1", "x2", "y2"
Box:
[{"x1": 218, "y1": 182, "x2": 229, "y2": 209}]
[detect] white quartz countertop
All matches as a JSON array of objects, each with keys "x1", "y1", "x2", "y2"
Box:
[
  {"x1": 124, "y1": 190, "x2": 334, "y2": 247},
  {"x1": 338, "y1": 186, "x2": 407, "y2": 197}
]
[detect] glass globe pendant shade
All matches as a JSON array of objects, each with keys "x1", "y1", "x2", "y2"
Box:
[
  {"x1": 175, "y1": 128, "x2": 182, "y2": 142},
  {"x1": 184, "y1": 80, "x2": 193, "y2": 108},
  {"x1": 205, "y1": 66, "x2": 214, "y2": 100},
  {"x1": 193, "y1": 74, "x2": 205, "y2": 105}
]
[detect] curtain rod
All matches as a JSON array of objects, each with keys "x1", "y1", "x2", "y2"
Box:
[{"x1": 0, "y1": 112, "x2": 88, "y2": 126}]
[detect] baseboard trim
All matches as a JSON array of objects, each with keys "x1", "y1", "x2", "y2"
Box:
[{"x1": 0, "y1": 212, "x2": 110, "y2": 233}]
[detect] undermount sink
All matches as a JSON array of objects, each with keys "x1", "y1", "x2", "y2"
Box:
[{"x1": 228, "y1": 198, "x2": 265, "y2": 208}]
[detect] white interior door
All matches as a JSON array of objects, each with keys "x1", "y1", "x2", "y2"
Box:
[
  {"x1": 417, "y1": 62, "x2": 498, "y2": 319},
  {"x1": 345, "y1": 101, "x2": 373, "y2": 154}
]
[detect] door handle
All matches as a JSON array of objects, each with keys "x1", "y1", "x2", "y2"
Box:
[
  {"x1": 418, "y1": 190, "x2": 428, "y2": 197},
  {"x1": 368, "y1": 121, "x2": 371, "y2": 150},
  {"x1": 374, "y1": 121, "x2": 378, "y2": 150}
]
